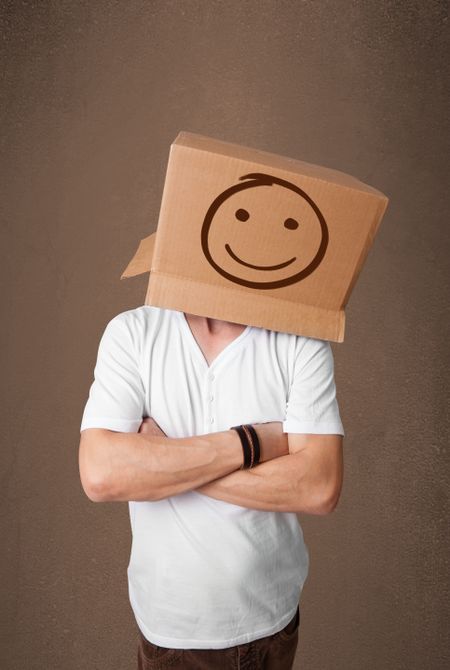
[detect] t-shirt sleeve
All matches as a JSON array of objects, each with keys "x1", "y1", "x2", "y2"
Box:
[
  {"x1": 80, "y1": 314, "x2": 145, "y2": 433},
  {"x1": 283, "y1": 337, "x2": 345, "y2": 436}
]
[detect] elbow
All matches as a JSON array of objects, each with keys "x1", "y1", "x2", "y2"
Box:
[
  {"x1": 80, "y1": 475, "x2": 111, "y2": 503},
  {"x1": 315, "y1": 484, "x2": 342, "y2": 515},
  {"x1": 78, "y1": 429, "x2": 114, "y2": 503},
  {"x1": 79, "y1": 460, "x2": 112, "y2": 502},
  {"x1": 315, "y1": 460, "x2": 344, "y2": 515}
]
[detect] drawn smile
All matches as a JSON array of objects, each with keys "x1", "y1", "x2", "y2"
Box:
[{"x1": 225, "y1": 243, "x2": 297, "y2": 271}]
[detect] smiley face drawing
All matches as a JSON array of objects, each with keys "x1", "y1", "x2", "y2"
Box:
[{"x1": 201, "y1": 173, "x2": 329, "y2": 289}]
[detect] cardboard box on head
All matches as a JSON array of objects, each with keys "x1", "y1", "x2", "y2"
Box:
[{"x1": 121, "y1": 131, "x2": 389, "y2": 342}]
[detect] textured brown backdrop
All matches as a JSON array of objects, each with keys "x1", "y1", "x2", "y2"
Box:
[{"x1": 1, "y1": 2, "x2": 449, "y2": 669}]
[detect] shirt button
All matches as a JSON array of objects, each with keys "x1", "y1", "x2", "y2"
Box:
[
  {"x1": 209, "y1": 373, "x2": 215, "y2": 381},
  {"x1": 209, "y1": 395, "x2": 214, "y2": 402},
  {"x1": 210, "y1": 417, "x2": 215, "y2": 423}
]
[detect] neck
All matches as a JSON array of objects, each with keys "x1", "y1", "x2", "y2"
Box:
[{"x1": 184, "y1": 313, "x2": 245, "y2": 336}]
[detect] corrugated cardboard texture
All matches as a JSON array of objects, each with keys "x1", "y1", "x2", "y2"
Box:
[{"x1": 123, "y1": 133, "x2": 389, "y2": 341}]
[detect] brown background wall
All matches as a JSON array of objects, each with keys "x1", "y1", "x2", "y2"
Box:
[{"x1": 1, "y1": 1, "x2": 449, "y2": 669}]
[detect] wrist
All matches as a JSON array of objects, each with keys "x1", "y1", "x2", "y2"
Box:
[
  {"x1": 250, "y1": 421, "x2": 288, "y2": 462},
  {"x1": 229, "y1": 424, "x2": 261, "y2": 469}
]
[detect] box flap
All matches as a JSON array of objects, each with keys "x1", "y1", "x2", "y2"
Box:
[{"x1": 121, "y1": 233, "x2": 156, "y2": 279}]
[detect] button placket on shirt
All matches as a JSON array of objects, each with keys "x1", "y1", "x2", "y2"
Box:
[{"x1": 205, "y1": 370, "x2": 216, "y2": 431}]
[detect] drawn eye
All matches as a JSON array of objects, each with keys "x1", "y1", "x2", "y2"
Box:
[
  {"x1": 284, "y1": 218, "x2": 299, "y2": 230},
  {"x1": 235, "y1": 208, "x2": 250, "y2": 221}
]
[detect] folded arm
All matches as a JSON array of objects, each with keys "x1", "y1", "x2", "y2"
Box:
[
  {"x1": 78, "y1": 420, "x2": 288, "y2": 503},
  {"x1": 134, "y1": 418, "x2": 343, "y2": 514},
  {"x1": 196, "y1": 433, "x2": 343, "y2": 514}
]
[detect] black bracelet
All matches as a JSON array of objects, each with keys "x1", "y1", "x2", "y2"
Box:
[
  {"x1": 231, "y1": 425, "x2": 252, "y2": 469},
  {"x1": 245, "y1": 424, "x2": 261, "y2": 467},
  {"x1": 241, "y1": 425, "x2": 255, "y2": 468}
]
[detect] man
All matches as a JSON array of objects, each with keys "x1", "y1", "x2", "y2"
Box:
[{"x1": 79, "y1": 305, "x2": 344, "y2": 669}]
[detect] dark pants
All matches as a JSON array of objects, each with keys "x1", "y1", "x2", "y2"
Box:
[{"x1": 136, "y1": 606, "x2": 300, "y2": 669}]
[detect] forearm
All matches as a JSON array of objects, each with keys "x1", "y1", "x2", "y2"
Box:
[
  {"x1": 80, "y1": 429, "x2": 243, "y2": 502},
  {"x1": 196, "y1": 451, "x2": 328, "y2": 514}
]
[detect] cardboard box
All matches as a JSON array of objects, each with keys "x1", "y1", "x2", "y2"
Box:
[{"x1": 121, "y1": 131, "x2": 389, "y2": 342}]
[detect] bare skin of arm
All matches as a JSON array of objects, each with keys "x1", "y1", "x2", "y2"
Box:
[
  {"x1": 196, "y1": 434, "x2": 343, "y2": 514},
  {"x1": 78, "y1": 420, "x2": 289, "y2": 503},
  {"x1": 138, "y1": 418, "x2": 343, "y2": 515}
]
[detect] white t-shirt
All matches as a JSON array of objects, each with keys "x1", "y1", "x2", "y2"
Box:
[{"x1": 80, "y1": 305, "x2": 344, "y2": 650}]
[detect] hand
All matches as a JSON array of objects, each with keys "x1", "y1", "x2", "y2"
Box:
[
  {"x1": 250, "y1": 421, "x2": 289, "y2": 463},
  {"x1": 138, "y1": 416, "x2": 167, "y2": 437}
]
